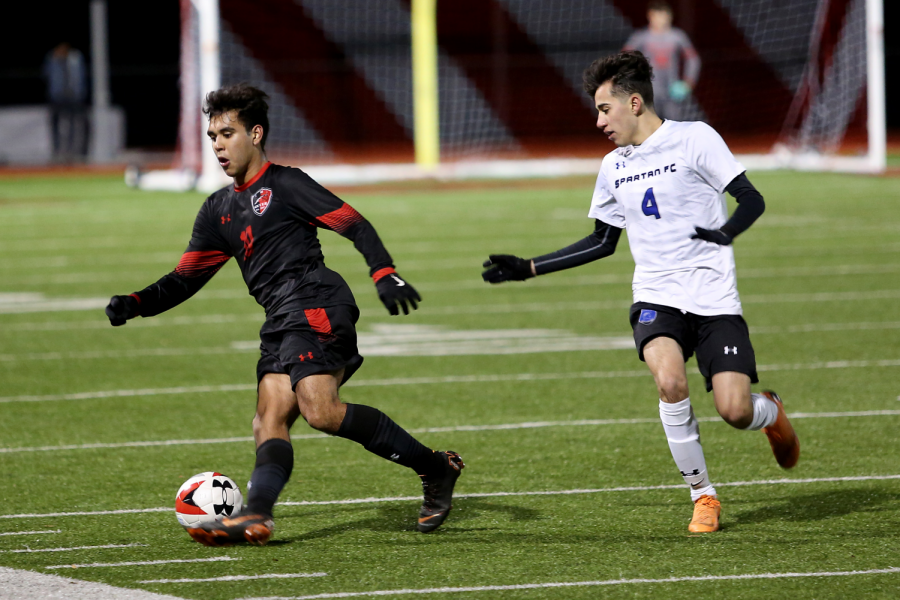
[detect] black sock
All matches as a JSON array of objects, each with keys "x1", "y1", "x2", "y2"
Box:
[
  {"x1": 337, "y1": 403, "x2": 443, "y2": 476},
  {"x1": 246, "y1": 438, "x2": 294, "y2": 516}
]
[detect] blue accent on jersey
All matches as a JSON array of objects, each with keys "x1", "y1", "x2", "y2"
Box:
[
  {"x1": 639, "y1": 309, "x2": 658, "y2": 324},
  {"x1": 641, "y1": 188, "x2": 661, "y2": 220}
]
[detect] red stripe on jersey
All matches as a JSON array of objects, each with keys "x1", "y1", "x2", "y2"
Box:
[
  {"x1": 317, "y1": 203, "x2": 364, "y2": 234},
  {"x1": 175, "y1": 250, "x2": 231, "y2": 278},
  {"x1": 128, "y1": 293, "x2": 142, "y2": 317},
  {"x1": 372, "y1": 267, "x2": 396, "y2": 283},
  {"x1": 304, "y1": 308, "x2": 333, "y2": 342},
  {"x1": 234, "y1": 161, "x2": 273, "y2": 192}
]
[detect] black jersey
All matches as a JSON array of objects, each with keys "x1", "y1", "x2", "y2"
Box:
[{"x1": 130, "y1": 162, "x2": 394, "y2": 318}]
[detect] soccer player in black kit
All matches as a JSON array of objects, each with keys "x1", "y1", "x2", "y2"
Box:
[{"x1": 105, "y1": 84, "x2": 464, "y2": 545}]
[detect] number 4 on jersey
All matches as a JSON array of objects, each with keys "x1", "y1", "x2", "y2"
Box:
[{"x1": 642, "y1": 188, "x2": 661, "y2": 220}]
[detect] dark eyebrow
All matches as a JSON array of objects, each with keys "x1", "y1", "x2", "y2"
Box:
[
  {"x1": 596, "y1": 103, "x2": 610, "y2": 110},
  {"x1": 208, "y1": 126, "x2": 237, "y2": 135}
]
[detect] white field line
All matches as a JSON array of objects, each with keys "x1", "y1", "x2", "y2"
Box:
[
  {"x1": 276, "y1": 475, "x2": 900, "y2": 507},
  {"x1": 0, "y1": 384, "x2": 258, "y2": 403},
  {"x1": 46, "y1": 557, "x2": 239, "y2": 570},
  {"x1": 10, "y1": 341, "x2": 900, "y2": 365},
  {"x1": 0, "y1": 346, "x2": 238, "y2": 362},
  {"x1": 2, "y1": 409, "x2": 899, "y2": 455},
  {"x1": 3, "y1": 475, "x2": 898, "y2": 521},
  {"x1": 380, "y1": 289, "x2": 900, "y2": 317},
  {"x1": 4, "y1": 313, "x2": 262, "y2": 332},
  {"x1": 3, "y1": 357, "x2": 900, "y2": 403},
  {"x1": 0, "y1": 543, "x2": 146, "y2": 553},
  {"x1": 238, "y1": 568, "x2": 900, "y2": 600},
  {"x1": 417, "y1": 263, "x2": 900, "y2": 292},
  {"x1": 140, "y1": 573, "x2": 328, "y2": 584},
  {"x1": 0, "y1": 508, "x2": 170, "y2": 519},
  {"x1": 0, "y1": 530, "x2": 60, "y2": 537},
  {"x1": 6, "y1": 313, "x2": 900, "y2": 336},
  {"x1": 3, "y1": 287, "x2": 900, "y2": 320}
]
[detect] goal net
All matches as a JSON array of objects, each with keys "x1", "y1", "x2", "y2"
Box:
[{"x1": 141, "y1": 0, "x2": 884, "y2": 191}]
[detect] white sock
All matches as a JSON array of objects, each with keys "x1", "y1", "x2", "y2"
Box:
[
  {"x1": 659, "y1": 398, "x2": 716, "y2": 502},
  {"x1": 743, "y1": 393, "x2": 779, "y2": 431}
]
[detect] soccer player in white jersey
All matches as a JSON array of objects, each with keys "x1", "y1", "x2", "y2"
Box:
[{"x1": 482, "y1": 51, "x2": 799, "y2": 533}]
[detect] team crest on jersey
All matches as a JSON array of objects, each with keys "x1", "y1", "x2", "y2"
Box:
[
  {"x1": 638, "y1": 309, "x2": 657, "y2": 325},
  {"x1": 251, "y1": 188, "x2": 273, "y2": 216}
]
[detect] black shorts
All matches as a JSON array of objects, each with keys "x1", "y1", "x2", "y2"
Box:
[
  {"x1": 629, "y1": 302, "x2": 758, "y2": 392},
  {"x1": 256, "y1": 305, "x2": 364, "y2": 390}
]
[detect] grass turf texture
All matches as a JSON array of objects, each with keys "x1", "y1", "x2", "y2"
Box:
[{"x1": 1, "y1": 170, "x2": 899, "y2": 600}]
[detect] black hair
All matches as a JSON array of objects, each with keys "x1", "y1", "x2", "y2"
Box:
[
  {"x1": 648, "y1": 1, "x2": 673, "y2": 13},
  {"x1": 203, "y1": 83, "x2": 270, "y2": 151},
  {"x1": 582, "y1": 50, "x2": 655, "y2": 108}
]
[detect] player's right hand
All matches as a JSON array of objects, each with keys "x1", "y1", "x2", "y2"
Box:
[
  {"x1": 105, "y1": 295, "x2": 139, "y2": 326},
  {"x1": 482, "y1": 254, "x2": 534, "y2": 284}
]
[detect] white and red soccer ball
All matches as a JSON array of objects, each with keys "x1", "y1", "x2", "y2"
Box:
[{"x1": 175, "y1": 472, "x2": 242, "y2": 528}]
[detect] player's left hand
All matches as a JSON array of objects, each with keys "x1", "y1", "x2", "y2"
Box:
[
  {"x1": 375, "y1": 270, "x2": 420, "y2": 316},
  {"x1": 691, "y1": 227, "x2": 733, "y2": 246}
]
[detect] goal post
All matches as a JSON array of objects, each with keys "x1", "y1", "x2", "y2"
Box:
[
  {"x1": 411, "y1": 0, "x2": 440, "y2": 169},
  {"x1": 136, "y1": 0, "x2": 886, "y2": 192},
  {"x1": 866, "y1": 0, "x2": 886, "y2": 172}
]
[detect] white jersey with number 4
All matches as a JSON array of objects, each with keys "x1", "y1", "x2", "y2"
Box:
[{"x1": 588, "y1": 120, "x2": 746, "y2": 316}]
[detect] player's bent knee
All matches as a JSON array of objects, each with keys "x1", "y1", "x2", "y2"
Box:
[
  {"x1": 298, "y1": 404, "x2": 343, "y2": 433},
  {"x1": 716, "y1": 403, "x2": 753, "y2": 428},
  {"x1": 656, "y1": 375, "x2": 689, "y2": 403},
  {"x1": 295, "y1": 393, "x2": 344, "y2": 433}
]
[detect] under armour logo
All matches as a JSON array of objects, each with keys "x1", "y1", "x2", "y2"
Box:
[
  {"x1": 724, "y1": 346, "x2": 738, "y2": 355},
  {"x1": 390, "y1": 453, "x2": 400, "y2": 461},
  {"x1": 680, "y1": 469, "x2": 701, "y2": 477},
  {"x1": 298, "y1": 351, "x2": 314, "y2": 362}
]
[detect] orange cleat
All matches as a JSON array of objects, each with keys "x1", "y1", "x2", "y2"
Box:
[
  {"x1": 761, "y1": 390, "x2": 800, "y2": 469},
  {"x1": 187, "y1": 513, "x2": 274, "y2": 547},
  {"x1": 688, "y1": 495, "x2": 721, "y2": 533}
]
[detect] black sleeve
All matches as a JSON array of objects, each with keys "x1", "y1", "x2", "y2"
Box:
[
  {"x1": 132, "y1": 202, "x2": 232, "y2": 318},
  {"x1": 284, "y1": 169, "x2": 394, "y2": 277},
  {"x1": 531, "y1": 219, "x2": 622, "y2": 276},
  {"x1": 720, "y1": 172, "x2": 765, "y2": 239}
]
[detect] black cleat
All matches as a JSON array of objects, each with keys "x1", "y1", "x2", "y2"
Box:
[
  {"x1": 417, "y1": 451, "x2": 465, "y2": 533},
  {"x1": 187, "y1": 513, "x2": 274, "y2": 546}
]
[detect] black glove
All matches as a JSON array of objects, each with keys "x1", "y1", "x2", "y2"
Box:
[
  {"x1": 691, "y1": 227, "x2": 733, "y2": 246},
  {"x1": 105, "y1": 295, "x2": 139, "y2": 326},
  {"x1": 375, "y1": 271, "x2": 420, "y2": 316},
  {"x1": 482, "y1": 254, "x2": 534, "y2": 284}
]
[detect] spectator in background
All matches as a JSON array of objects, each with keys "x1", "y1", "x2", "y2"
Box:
[
  {"x1": 43, "y1": 42, "x2": 88, "y2": 161},
  {"x1": 624, "y1": 1, "x2": 700, "y2": 120}
]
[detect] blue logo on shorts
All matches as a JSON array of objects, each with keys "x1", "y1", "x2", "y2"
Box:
[{"x1": 638, "y1": 309, "x2": 657, "y2": 325}]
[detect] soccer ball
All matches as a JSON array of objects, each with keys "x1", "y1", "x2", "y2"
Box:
[{"x1": 175, "y1": 472, "x2": 242, "y2": 528}]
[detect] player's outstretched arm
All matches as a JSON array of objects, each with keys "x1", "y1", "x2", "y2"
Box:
[
  {"x1": 106, "y1": 200, "x2": 232, "y2": 326},
  {"x1": 482, "y1": 219, "x2": 622, "y2": 284},
  {"x1": 104, "y1": 250, "x2": 231, "y2": 326},
  {"x1": 692, "y1": 172, "x2": 765, "y2": 246}
]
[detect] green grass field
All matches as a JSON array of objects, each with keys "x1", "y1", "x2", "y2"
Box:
[{"x1": 1, "y1": 169, "x2": 899, "y2": 599}]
